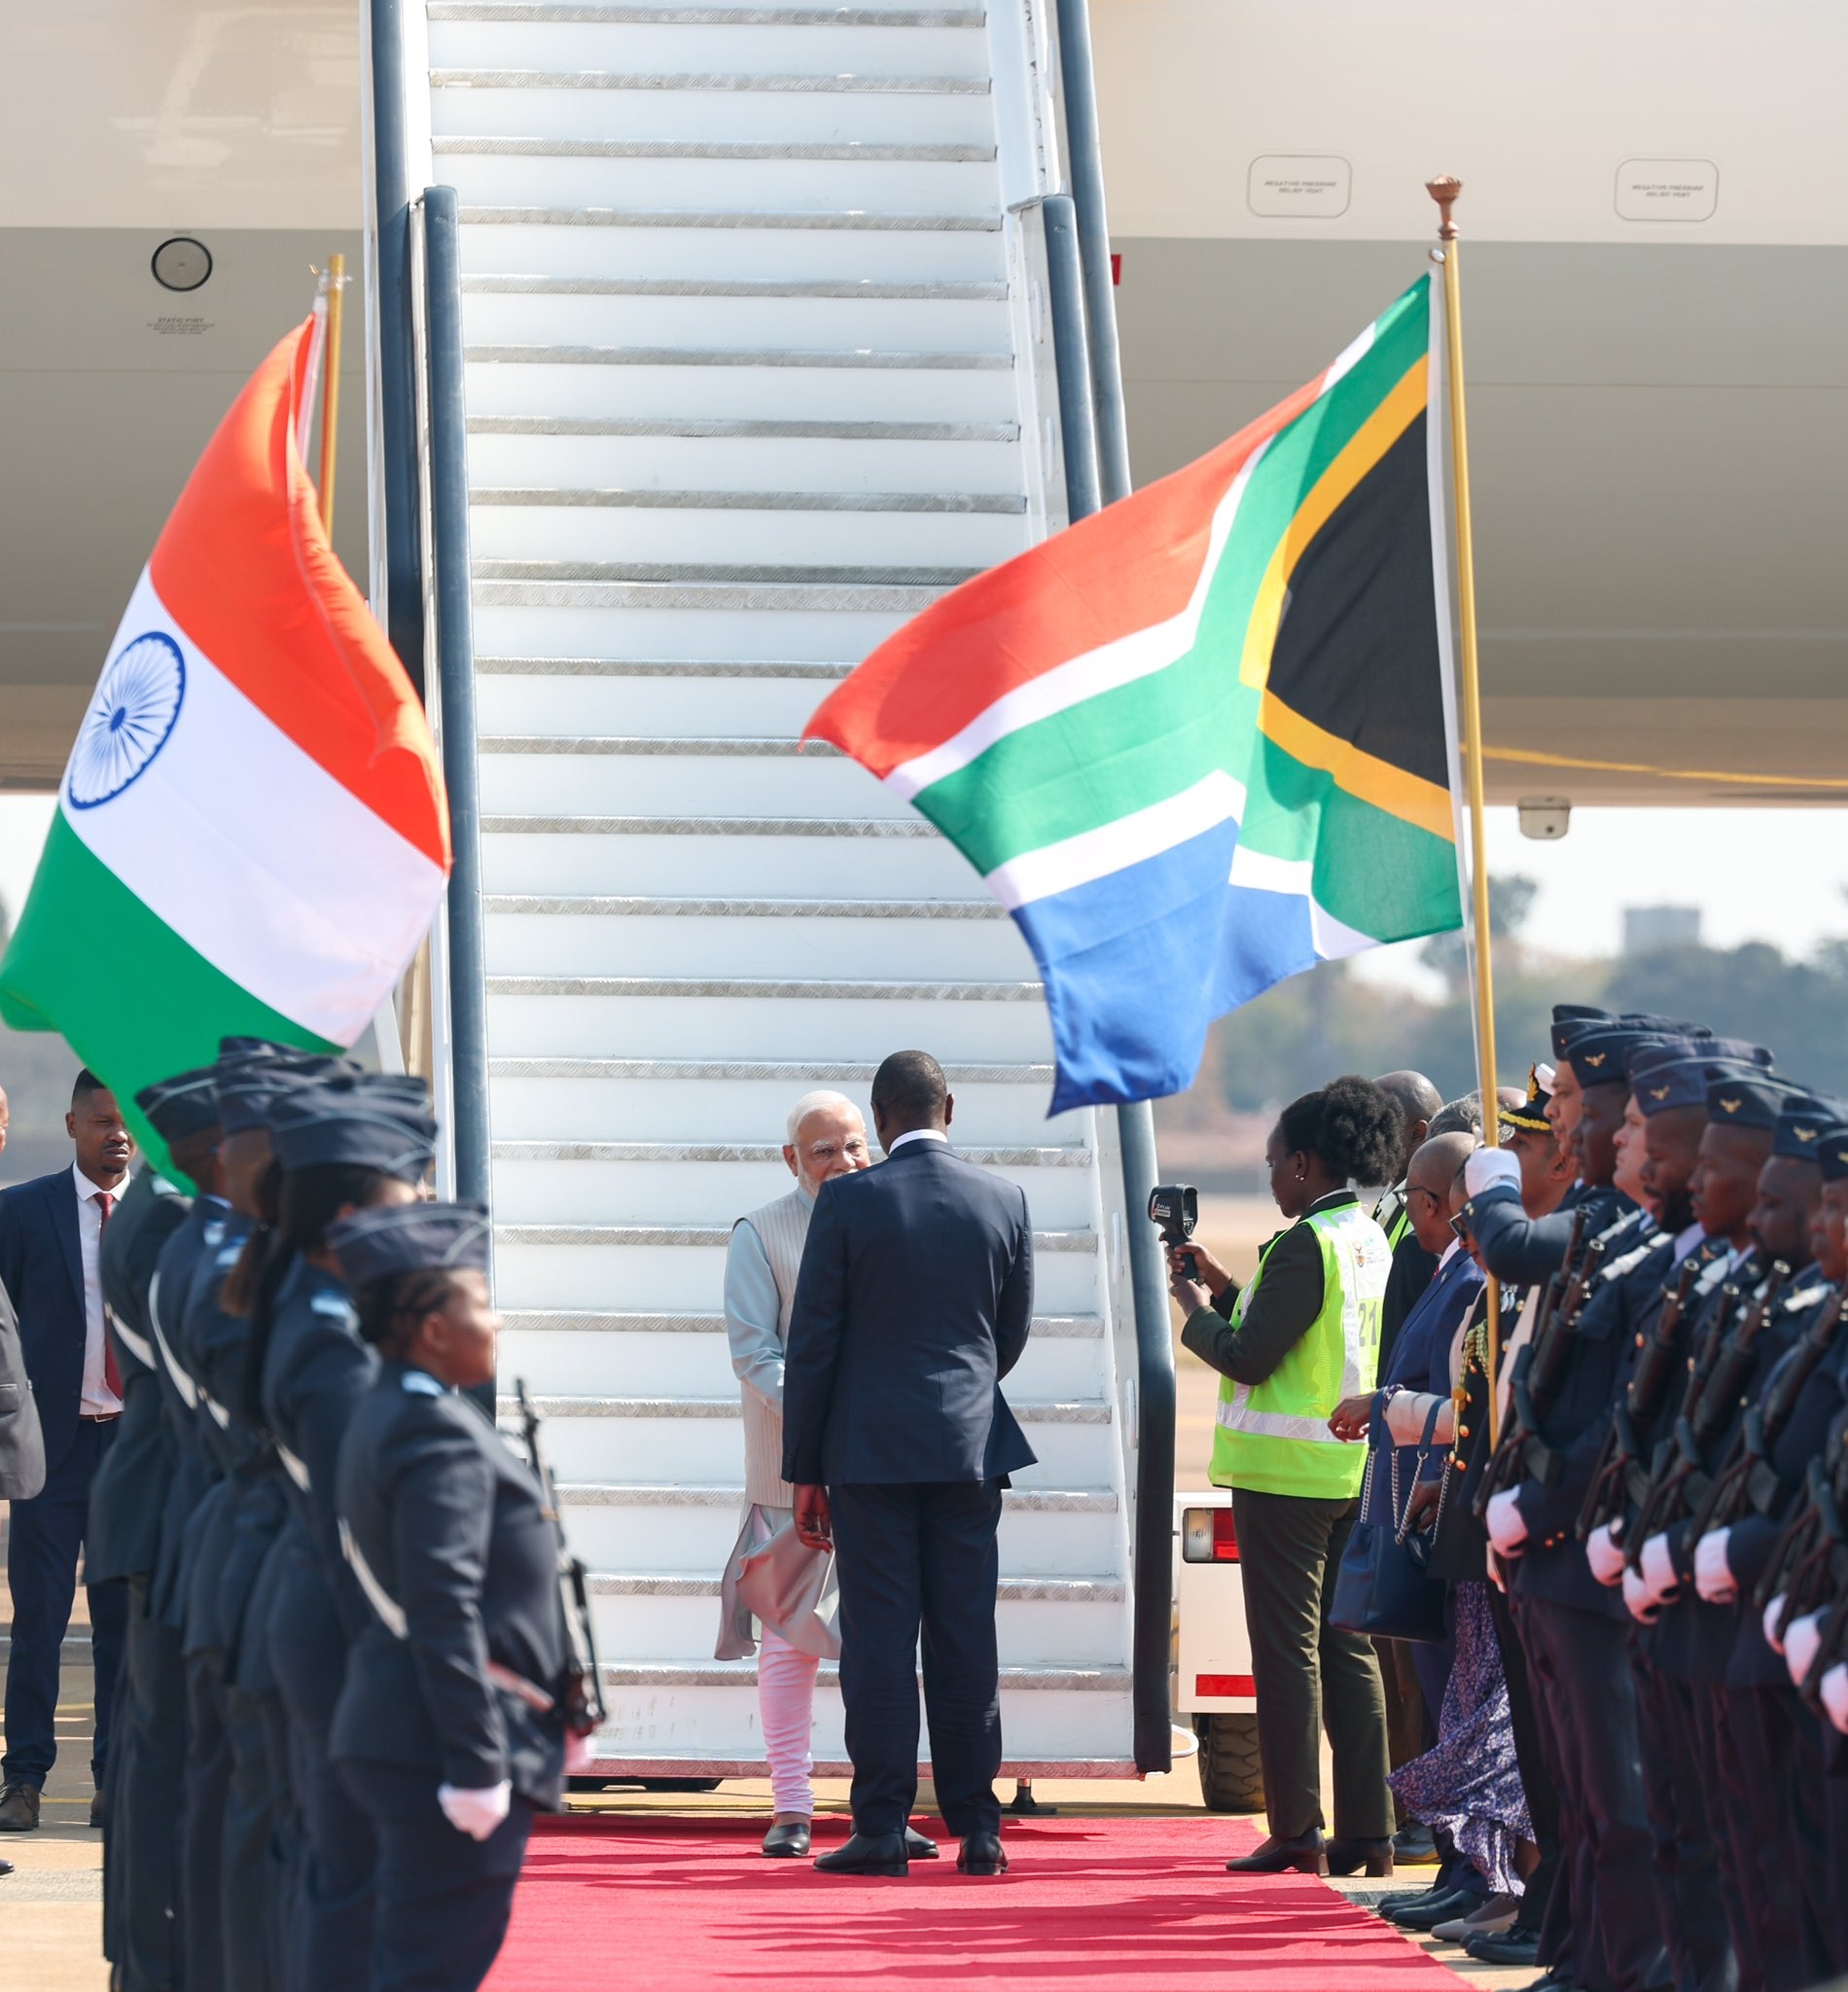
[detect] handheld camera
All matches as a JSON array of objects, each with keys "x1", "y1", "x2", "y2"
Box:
[{"x1": 1149, "y1": 1183, "x2": 1200, "y2": 1280}]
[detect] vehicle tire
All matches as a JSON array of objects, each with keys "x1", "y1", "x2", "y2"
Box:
[
  {"x1": 639, "y1": 1777, "x2": 724, "y2": 1793},
  {"x1": 1195, "y1": 1713, "x2": 1264, "y2": 1814}
]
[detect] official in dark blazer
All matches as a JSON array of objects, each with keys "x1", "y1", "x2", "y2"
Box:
[
  {"x1": 0, "y1": 1273, "x2": 44, "y2": 1505},
  {"x1": 783, "y1": 1049, "x2": 1034, "y2": 1877},
  {"x1": 0, "y1": 1069, "x2": 134, "y2": 1832}
]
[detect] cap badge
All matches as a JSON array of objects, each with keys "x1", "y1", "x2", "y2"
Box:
[
  {"x1": 1650, "y1": 1085, "x2": 1670, "y2": 1101},
  {"x1": 1584, "y1": 1052, "x2": 1607, "y2": 1068},
  {"x1": 1720, "y1": 1097, "x2": 1742, "y2": 1114},
  {"x1": 1795, "y1": 1124, "x2": 1819, "y2": 1143}
]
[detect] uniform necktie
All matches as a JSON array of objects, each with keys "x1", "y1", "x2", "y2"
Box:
[{"x1": 94, "y1": 1191, "x2": 121, "y2": 1399}]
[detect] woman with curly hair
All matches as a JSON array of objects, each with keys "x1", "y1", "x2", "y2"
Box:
[{"x1": 1171, "y1": 1074, "x2": 1399, "y2": 1877}]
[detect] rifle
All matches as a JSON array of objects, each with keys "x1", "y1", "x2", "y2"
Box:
[
  {"x1": 1577, "y1": 1254, "x2": 1708, "y2": 1542},
  {"x1": 1473, "y1": 1212, "x2": 1597, "y2": 1518},
  {"x1": 1690, "y1": 1284, "x2": 1845, "y2": 1544},
  {"x1": 515, "y1": 1378, "x2": 607, "y2": 1738},
  {"x1": 1626, "y1": 1263, "x2": 1790, "y2": 1566}
]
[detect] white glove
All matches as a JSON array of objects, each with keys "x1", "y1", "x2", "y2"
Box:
[
  {"x1": 1639, "y1": 1533, "x2": 1682, "y2": 1608},
  {"x1": 1785, "y1": 1613, "x2": 1824, "y2": 1687},
  {"x1": 438, "y1": 1781, "x2": 513, "y2": 1842},
  {"x1": 1622, "y1": 1566, "x2": 1661, "y2": 1623},
  {"x1": 1586, "y1": 1523, "x2": 1626, "y2": 1586},
  {"x1": 1762, "y1": 1592, "x2": 1789, "y2": 1654},
  {"x1": 1822, "y1": 1662, "x2": 1848, "y2": 1736},
  {"x1": 564, "y1": 1729, "x2": 596, "y2": 1774},
  {"x1": 1693, "y1": 1530, "x2": 1737, "y2": 1605},
  {"x1": 1485, "y1": 1488, "x2": 1529, "y2": 1557},
  {"x1": 1464, "y1": 1149, "x2": 1522, "y2": 1199}
]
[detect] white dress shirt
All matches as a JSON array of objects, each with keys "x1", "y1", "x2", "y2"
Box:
[
  {"x1": 887, "y1": 1127, "x2": 948, "y2": 1155},
  {"x1": 73, "y1": 1160, "x2": 126, "y2": 1416}
]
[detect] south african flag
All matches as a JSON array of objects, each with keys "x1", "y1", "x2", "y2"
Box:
[{"x1": 807, "y1": 270, "x2": 1464, "y2": 1113}]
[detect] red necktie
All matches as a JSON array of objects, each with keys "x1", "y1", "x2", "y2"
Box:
[{"x1": 95, "y1": 1191, "x2": 121, "y2": 1399}]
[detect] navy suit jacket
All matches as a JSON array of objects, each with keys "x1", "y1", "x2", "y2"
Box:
[
  {"x1": 0, "y1": 1168, "x2": 90, "y2": 1477},
  {"x1": 782, "y1": 1139, "x2": 1037, "y2": 1486}
]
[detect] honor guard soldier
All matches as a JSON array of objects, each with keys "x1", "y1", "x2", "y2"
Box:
[
  {"x1": 228, "y1": 1071, "x2": 436, "y2": 1991},
  {"x1": 91, "y1": 1105, "x2": 195, "y2": 1991},
  {"x1": 327, "y1": 1201, "x2": 569, "y2": 1992},
  {"x1": 1475, "y1": 1020, "x2": 1679, "y2": 1992},
  {"x1": 192, "y1": 1049, "x2": 352, "y2": 1991}
]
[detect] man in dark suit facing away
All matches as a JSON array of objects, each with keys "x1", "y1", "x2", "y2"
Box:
[
  {"x1": 0, "y1": 1070, "x2": 134, "y2": 1832},
  {"x1": 784, "y1": 1049, "x2": 1035, "y2": 1877}
]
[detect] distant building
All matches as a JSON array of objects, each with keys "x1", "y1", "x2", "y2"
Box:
[{"x1": 1623, "y1": 906, "x2": 1703, "y2": 956}]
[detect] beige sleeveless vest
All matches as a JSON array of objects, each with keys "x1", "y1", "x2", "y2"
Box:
[{"x1": 736, "y1": 1188, "x2": 811, "y2": 1508}]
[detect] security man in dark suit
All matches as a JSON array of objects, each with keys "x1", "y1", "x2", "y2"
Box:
[
  {"x1": 328, "y1": 1199, "x2": 567, "y2": 1992},
  {"x1": 783, "y1": 1048, "x2": 1035, "y2": 1879},
  {"x1": 0, "y1": 1068, "x2": 134, "y2": 1833}
]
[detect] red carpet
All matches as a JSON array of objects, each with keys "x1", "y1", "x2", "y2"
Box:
[{"x1": 484, "y1": 1815, "x2": 1465, "y2": 1990}]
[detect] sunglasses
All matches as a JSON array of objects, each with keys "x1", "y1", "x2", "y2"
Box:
[{"x1": 1448, "y1": 1213, "x2": 1474, "y2": 1243}]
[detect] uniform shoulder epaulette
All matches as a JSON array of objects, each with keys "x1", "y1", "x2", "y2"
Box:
[
  {"x1": 400, "y1": 1370, "x2": 444, "y2": 1398},
  {"x1": 309, "y1": 1291, "x2": 355, "y2": 1321},
  {"x1": 1601, "y1": 1235, "x2": 1664, "y2": 1284},
  {"x1": 202, "y1": 1220, "x2": 227, "y2": 1247},
  {"x1": 1784, "y1": 1282, "x2": 1832, "y2": 1313},
  {"x1": 1693, "y1": 1255, "x2": 1733, "y2": 1296}
]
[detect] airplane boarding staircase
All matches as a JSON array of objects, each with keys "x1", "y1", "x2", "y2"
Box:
[{"x1": 367, "y1": 0, "x2": 1173, "y2": 1778}]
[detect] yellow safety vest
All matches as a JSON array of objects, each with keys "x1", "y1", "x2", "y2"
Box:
[{"x1": 1209, "y1": 1200, "x2": 1391, "y2": 1499}]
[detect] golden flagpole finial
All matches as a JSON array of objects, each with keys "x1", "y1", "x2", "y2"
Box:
[{"x1": 1426, "y1": 175, "x2": 1463, "y2": 241}]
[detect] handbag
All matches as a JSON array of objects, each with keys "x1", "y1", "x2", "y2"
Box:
[
  {"x1": 1328, "y1": 1398, "x2": 1448, "y2": 1643},
  {"x1": 731, "y1": 1507, "x2": 842, "y2": 1660}
]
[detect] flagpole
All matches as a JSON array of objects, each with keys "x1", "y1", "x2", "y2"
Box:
[
  {"x1": 319, "y1": 252, "x2": 346, "y2": 536},
  {"x1": 1428, "y1": 174, "x2": 1504, "y2": 1444}
]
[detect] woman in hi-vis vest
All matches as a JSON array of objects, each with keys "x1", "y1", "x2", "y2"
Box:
[{"x1": 1170, "y1": 1077, "x2": 1400, "y2": 1878}]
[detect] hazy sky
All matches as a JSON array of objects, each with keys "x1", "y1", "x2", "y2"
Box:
[{"x1": 2, "y1": 794, "x2": 1840, "y2": 989}]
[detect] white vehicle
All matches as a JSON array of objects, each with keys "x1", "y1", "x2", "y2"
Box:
[{"x1": 1174, "y1": 1489, "x2": 1263, "y2": 1812}]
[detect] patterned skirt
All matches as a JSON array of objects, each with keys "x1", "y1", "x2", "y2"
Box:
[{"x1": 1388, "y1": 1580, "x2": 1534, "y2": 1894}]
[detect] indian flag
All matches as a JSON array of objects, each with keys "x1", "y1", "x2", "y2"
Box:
[
  {"x1": 807, "y1": 271, "x2": 1463, "y2": 1113},
  {"x1": 0, "y1": 319, "x2": 449, "y2": 1169}
]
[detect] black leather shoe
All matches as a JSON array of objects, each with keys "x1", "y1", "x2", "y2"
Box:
[
  {"x1": 0, "y1": 1785, "x2": 41, "y2": 1832},
  {"x1": 1466, "y1": 1924, "x2": 1543, "y2": 1967},
  {"x1": 0, "y1": 1858, "x2": 12, "y2": 1876},
  {"x1": 1326, "y1": 1836, "x2": 1394, "y2": 1877},
  {"x1": 1226, "y1": 1832, "x2": 1327, "y2": 1875},
  {"x1": 1383, "y1": 1886, "x2": 1481, "y2": 1931},
  {"x1": 761, "y1": 1821, "x2": 810, "y2": 1858},
  {"x1": 904, "y1": 1827, "x2": 939, "y2": 1860},
  {"x1": 1372, "y1": 1884, "x2": 1450, "y2": 1918},
  {"x1": 814, "y1": 1831, "x2": 908, "y2": 1876},
  {"x1": 89, "y1": 1789, "x2": 105, "y2": 1831},
  {"x1": 957, "y1": 1832, "x2": 1008, "y2": 1875}
]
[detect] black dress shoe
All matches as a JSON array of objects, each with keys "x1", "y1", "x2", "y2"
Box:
[
  {"x1": 0, "y1": 1858, "x2": 12, "y2": 1876},
  {"x1": 814, "y1": 1831, "x2": 908, "y2": 1876},
  {"x1": 89, "y1": 1790, "x2": 105, "y2": 1832},
  {"x1": 904, "y1": 1827, "x2": 939, "y2": 1860},
  {"x1": 0, "y1": 1784, "x2": 40, "y2": 1832},
  {"x1": 1372, "y1": 1884, "x2": 1450, "y2": 1918},
  {"x1": 761, "y1": 1821, "x2": 810, "y2": 1858},
  {"x1": 1383, "y1": 1886, "x2": 1481, "y2": 1931},
  {"x1": 1226, "y1": 1832, "x2": 1327, "y2": 1875},
  {"x1": 1466, "y1": 1924, "x2": 1543, "y2": 1967},
  {"x1": 957, "y1": 1832, "x2": 1007, "y2": 1875},
  {"x1": 1326, "y1": 1836, "x2": 1394, "y2": 1877}
]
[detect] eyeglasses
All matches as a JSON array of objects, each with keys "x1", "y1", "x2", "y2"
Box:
[
  {"x1": 1448, "y1": 1213, "x2": 1474, "y2": 1243},
  {"x1": 1406, "y1": 1186, "x2": 1443, "y2": 1211}
]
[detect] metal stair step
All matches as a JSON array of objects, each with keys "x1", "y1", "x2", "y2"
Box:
[
  {"x1": 431, "y1": 6, "x2": 988, "y2": 24},
  {"x1": 586, "y1": 1572, "x2": 1124, "y2": 1601},
  {"x1": 432, "y1": 68, "x2": 991, "y2": 92},
  {"x1": 475, "y1": 654, "x2": 854, "y2": 674},
  {"x1": 484, "y1": 893, "x2": 996, "y2": 913},
  {"x1": 474, "y1": 560, "x2": 977, "y2": 587},
  {"x1": 484, "y1": 974, "x2": 1043, "y2": 998},
  {"x1": 480, "y1": 812, "x2": 938, "y2": 834},
  {"x1": 480, "y1": 731, "x2": 835, "y2": 752},
  {"x1": 505, "y1": 1389, "x2": 1107, "y2": 1417},
  {"x1": 443, "y1": 139, "x2": 996, "y2": 162},
  {"x1": 467, "y1": 337, "x2": 1005, "y2": 361},
  {"x1": 494, "y1": 1138, "x2": 1084, "y2": 1163},
  {"x1": 488, "y1": 1056, "x2": 1051, "y2": 1078},
  {"x1": 472, "y1": 580, "x2": 951, "y2": 610},
  {"x1": 472, "y1": 486, "x2": 1022, "y2": 512},
  {"x1": 514, "y1": 1309, "x2": 1100, "y2": 1335},
  {"x1": 595, "y1": 1663, "x2": 1126, "y2": 1691},
  {"x1": 470, "y1": 415, "x2": 1015, "y2": 437}
]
